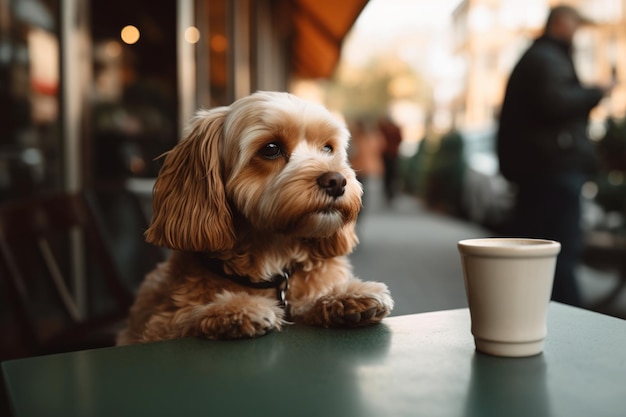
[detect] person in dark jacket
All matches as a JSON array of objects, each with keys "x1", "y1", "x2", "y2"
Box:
[{"x1": 497, "y1": 5, "x2": 614, "y2": 307}]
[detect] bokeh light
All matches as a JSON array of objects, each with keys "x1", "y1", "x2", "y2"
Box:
[
  {"x1": 121, "y1": 25, "x2": 140, "y2": 45},
  {"x1": 184, "y1": 26, "x2": 200, "y2": 44}
]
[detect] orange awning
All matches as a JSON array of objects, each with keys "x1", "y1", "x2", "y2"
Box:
[{"x1": 290, "y1": 0, "x2": 369, "y2": 79}]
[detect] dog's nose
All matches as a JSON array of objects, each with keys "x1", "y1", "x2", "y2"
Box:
[{"x1": 317, "y1": 172, "x2": 347, "y2": 197}]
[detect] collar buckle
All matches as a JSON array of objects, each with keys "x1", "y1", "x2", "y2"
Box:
[
  {"x1": 199, "y1": 254, "x2": 293, "y2": 309},
  {"x1": 276, "y1": 269, "x2": 291, "y2": 308}
]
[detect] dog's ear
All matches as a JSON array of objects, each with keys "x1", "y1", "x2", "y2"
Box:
[
  {"x1": 144, "y1": 107, "x2": 236, "y2": 252},
  {"x1": 309, "y1": 222, "x2": 359, "y2": 258}
]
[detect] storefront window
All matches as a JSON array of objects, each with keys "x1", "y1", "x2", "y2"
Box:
[
  {"x1": 203, "y1": 0, "x2": 229, "y2": 107},
  {"x1": 0, "y1": 0, "x2": 62, "y2": 201},
  {"x1": 90, "y1": 0, "x2": 178, "y2": 184}
]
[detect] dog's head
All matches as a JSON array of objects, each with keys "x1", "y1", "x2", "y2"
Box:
[{"x1": 145, "y1": 91, "x2": 362, "y2": 257}]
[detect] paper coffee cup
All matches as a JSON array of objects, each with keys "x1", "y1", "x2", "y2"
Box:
[{"x1": 458, "y1": 238, "x2": 561, "y2": 357}]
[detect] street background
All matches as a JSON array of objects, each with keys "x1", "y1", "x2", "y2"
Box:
[{"x1": 350, "y1": 178, "x2": 626, "y2": 319}]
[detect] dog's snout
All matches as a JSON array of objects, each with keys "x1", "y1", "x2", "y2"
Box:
[{"x1": 317, "y1": 172, "x2": 347, "y2": 197}]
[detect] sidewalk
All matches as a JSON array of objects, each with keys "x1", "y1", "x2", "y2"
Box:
[
  {"x1": 349, "y1": 177, "x2": 626, "y2": 319},
  {"x1": 349, "y1": 178, "x2": 486, "y2": 317}
]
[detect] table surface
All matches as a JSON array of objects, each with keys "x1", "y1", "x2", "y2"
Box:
[{"x1": 3, "y1": 303, "x2": 626, "y2": 417}]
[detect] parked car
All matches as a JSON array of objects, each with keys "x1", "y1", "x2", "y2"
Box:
[
  {"x1": 460, "y1": 120, "x2": 626, "y2": 236},
  {"x1": 399, "y1": 127, "x2": 514, "y2": 231},
  {"x1": 459, "y1": 126, "x2": 514, "y2": 232},
  {"x1": 401, "y1": 124, "x2": 622, "y2": 236}
]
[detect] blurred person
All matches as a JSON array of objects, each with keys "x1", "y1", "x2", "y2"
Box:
[
  {"x1": 426, "y1": 130, "x2": 465, "y2": 216},
  {"x1": 378, "y1": 117, "x2": 403, "y2": 206},
  {"x1": 497, "y1": 5, "x2": 615, "y2": 307},
  {"x1": 349, "y1": 119, "x2": 385, "y2": 217}
]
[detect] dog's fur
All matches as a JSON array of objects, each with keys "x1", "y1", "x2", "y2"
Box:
[{"x1": 116, "y1": 91, "x2": 394, "y2": 344}]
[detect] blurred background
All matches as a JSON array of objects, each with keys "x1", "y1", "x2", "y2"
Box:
[
  {"x1": 2, "y1": 0, "x2": 625, "y2": 230},
  {"x1": 1, "y1": 0, "x2": 626, "y2": 363}
]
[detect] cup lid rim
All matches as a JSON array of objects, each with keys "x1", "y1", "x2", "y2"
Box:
[{"x1": 458, "y1": 238, "x2": 561, "y2": 256}]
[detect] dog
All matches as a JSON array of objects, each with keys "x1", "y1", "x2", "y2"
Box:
[{"x1": 116, "y1": 91, "x2": 394, "y2": 344}]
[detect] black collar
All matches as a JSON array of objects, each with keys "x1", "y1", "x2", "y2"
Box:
[{"x1": 198, "y1": 254, "x2": 293, "y2": 308}]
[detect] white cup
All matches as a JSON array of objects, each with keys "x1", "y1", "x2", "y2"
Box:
[{"x1": 458, "y1": 238, "x2": 561, "y2": 357}]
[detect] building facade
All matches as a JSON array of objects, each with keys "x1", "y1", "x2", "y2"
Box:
[
  {"x1": 0, "y1": 0, "x2": 365, "y2": 201},
  {"x1": 451, "y1": 0, "x2": 626, "y2": 131}
]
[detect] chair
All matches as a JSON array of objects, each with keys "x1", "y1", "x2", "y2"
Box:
[
  {"x1": 582, "y1": 231, "x2": 626, "y2": 315},
  {"x1": 0, "y1": 191, "x2": 136, "y2": 360},
  {"x1": 83, "y1": 183, "x2": 166, "y2": 292}
]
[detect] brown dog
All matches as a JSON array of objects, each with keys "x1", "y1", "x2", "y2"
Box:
[{"x1": 116, "y1": 91, "x2": 394, "y2": 344}]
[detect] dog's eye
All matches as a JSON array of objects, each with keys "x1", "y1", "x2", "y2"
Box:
[
  {"x1": 322, "y1": 144, "x2": 333, "y2": 153},
  {"x1": 259, "y1": 142, "x2": 282, "y2": 159}
]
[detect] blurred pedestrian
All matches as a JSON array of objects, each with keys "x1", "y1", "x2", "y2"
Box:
[
  {"x1": 426, "y1": 130, "x2": 465, "y2": 216},
  {"x1": 378, "y1": 117, "x2": 403, "y2": 206},
  {"x1": 497, "y1": 5, "x2": 615, "y2": 307},
  {"x1": 349, "y1": 119, "x2": 384, "y2": 217}
]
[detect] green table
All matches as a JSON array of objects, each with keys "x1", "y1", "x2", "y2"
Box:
[{"x1": 3, "y1": 303, "x2": 626, "y2": 417}]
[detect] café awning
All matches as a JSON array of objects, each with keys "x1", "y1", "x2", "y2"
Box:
[{"x1": 290, "y1": 0, "x2": 369, "y2": 79}]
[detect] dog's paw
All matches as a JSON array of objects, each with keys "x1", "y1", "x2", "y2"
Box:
[
  {"x1": 199, "y1": 292, "x2": 286, "y2": 339},
  {"x1": 300, "y1": 281, "x2": 394, "y2": 328}
]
